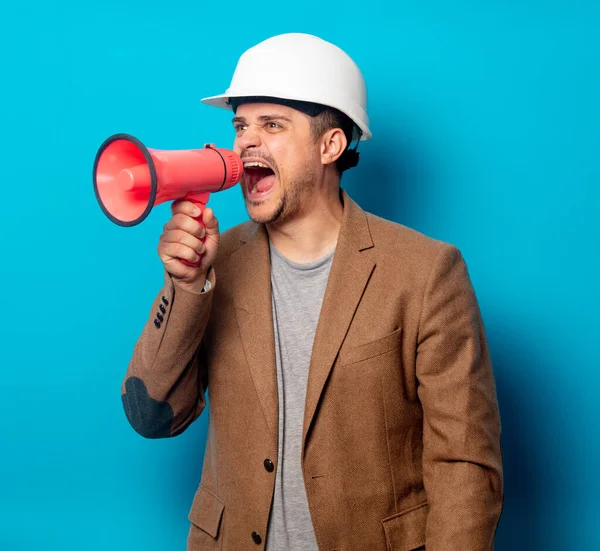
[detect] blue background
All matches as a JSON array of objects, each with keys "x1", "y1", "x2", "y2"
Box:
[{"x1": 1, "y1": 0, "x2": 598, "y2": 549}]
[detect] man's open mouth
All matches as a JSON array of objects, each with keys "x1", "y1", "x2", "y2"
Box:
[{"x1": 243, "y1": 161, "x2": 277, "y2": 196}]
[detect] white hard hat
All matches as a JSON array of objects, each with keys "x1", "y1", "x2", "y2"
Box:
[{"x1": 202, "y1": 33, "x2": 371, "y2": 141}]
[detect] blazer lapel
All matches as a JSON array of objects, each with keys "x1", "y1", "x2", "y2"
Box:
[
  {"x1": 230, "y1": 223, "x2": 279, "y2": 438},
  {"x1": 302, "y1": 191, "x2": 375, "y2": 450}
]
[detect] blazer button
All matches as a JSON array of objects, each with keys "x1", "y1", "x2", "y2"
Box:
[
  {"x1": 162, "y1": 296, "x2": 169, "y2": 306},
  {"x1": 264, "y1": 459, "x2": 274, "y2": 473},
  {"x1": 159, "y1": 303, "x2": 166, "y2": 314},
  {"x1": 156, "y1": 312, "x2": 164, "y2": 322},
  {"x1": 251, "y1": 532, "x2": 262, "y2": 545},
  {"x1": 154, "y1": 319, "x2": 161, "y2": 329}
]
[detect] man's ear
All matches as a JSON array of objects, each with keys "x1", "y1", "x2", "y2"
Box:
[{"x1": 320, "y1": 128, "x2": 348, "y2": 167}]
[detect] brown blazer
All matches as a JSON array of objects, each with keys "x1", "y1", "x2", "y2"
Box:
[{"x1": 122, "y1": 190, "x2": 503, "y2": 551}]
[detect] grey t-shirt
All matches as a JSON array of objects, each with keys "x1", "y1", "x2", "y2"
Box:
[{"x1": 266, "y1": 243, "x2": 335, "y2": 550}]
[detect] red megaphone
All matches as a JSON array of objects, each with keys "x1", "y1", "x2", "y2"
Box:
[
  {"x1": 93, "y1": 133, "x2": 242, "y2": 265},
  {"x1": 93, "y1": 133, "x2": 243, "y2": 227}
]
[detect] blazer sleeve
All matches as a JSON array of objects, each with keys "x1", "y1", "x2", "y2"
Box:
[
  {"x1": 120, "y1": 268, "x2": 216, "y2": 439},
  {"x1": 416, "y1": 244, "x2": 503, "y2": 550}
]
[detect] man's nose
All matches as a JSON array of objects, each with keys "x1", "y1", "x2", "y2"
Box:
[{"x1": 234, "y1": 126, "x2": 262, "y2": 153}]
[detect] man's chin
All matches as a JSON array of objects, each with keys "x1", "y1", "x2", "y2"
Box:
[{"x1": 245, "y1": 196, "x2": 285, "y2": 225}]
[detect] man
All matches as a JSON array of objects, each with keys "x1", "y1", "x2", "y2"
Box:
[{"x1": 121, "y1": 33, "x2": 503, "y2": 550}]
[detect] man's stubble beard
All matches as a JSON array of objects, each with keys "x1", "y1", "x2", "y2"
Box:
[{"x1": 243, "y1": 161, "x2": 316, "y2": 225}]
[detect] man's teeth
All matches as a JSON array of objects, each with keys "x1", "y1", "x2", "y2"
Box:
[{"x1": 244, "y1": 162, "x2": 274, "y2": 194}]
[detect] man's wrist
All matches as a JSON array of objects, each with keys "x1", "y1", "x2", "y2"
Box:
[{"x1": 169, "y1": 267, "x2": 210, "y2": 295}]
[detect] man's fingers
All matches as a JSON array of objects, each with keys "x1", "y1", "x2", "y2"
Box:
[
  {"x1": 159, "y1": 204, "x2": 219, "y2": 290},
  {"x1": 160, "y1": 242, "x2": 201, "y2": 264},
  {"x1": 171, "y1": 199, "x2": 202, "y2": 218},
  {"x1": 203, "y1": 208, "x2": 219, "y2": 234},
  {"x1": 163, "y1": 213, "x2": 206, "y2": 240},
  {"x1": 161, "y1": 229, "x2": 206, "y2": 255}
]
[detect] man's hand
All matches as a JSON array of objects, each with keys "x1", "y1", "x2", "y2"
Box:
[{"x1": 158, "y1": 200, "x2": 220, "y2": 294}]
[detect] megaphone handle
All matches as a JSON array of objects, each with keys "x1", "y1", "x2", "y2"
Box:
[{"x1": 181, "y1": 192, "x2": 210, "y2": 267}]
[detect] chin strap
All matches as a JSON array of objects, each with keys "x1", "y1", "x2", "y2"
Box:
[{"x1": 338, "y1": 128, "x2": 363, "y2": 172}]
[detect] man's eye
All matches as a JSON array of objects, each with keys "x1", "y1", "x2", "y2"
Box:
[
  {"x1": 267, "y1": 122, "x2": 282, "y2": 130},
  {"x1": 234, "y1": 124, "x2": 247, "y2": 133}
]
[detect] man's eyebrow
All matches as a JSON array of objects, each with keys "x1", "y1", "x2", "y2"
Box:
[
  {"x1": 257, "y1": 114, "x2": 292, "y2": 123},
  {"x1": 232, "y1": 114, "x2": 292, "y2": 125}
]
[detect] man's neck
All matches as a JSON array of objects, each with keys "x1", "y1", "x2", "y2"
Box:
[{"x1": 266, "y1": 185, "x2": 343, "y2": 264}]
